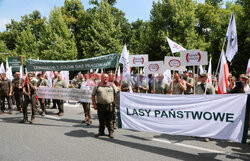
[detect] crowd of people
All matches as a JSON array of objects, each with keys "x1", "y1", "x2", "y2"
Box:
[{"x1": 0, "y1": 69, "x2": 249, "y2": 140}]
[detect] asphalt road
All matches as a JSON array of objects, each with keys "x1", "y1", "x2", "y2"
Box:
[{"x1": 0, "y1": 103, "x2": 249, "y2": 161}]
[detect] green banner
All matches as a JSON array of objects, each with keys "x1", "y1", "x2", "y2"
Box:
[
  {"x1": 8, "y1": 56, "x2": 22, "y2": 72},
  {"x1": 26, "y1": 53, "x2": 119, "y2": 71}
]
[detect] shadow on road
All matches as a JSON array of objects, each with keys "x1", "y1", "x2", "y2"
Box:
[
  {"x1": 64, "y1": 129, "x2": 95, "y2": 138},
  {"x1": 99, "y1": 137, "x2": 221, "y2": 161}
]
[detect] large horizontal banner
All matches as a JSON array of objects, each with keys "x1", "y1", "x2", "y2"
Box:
[
  {"x1": 180, "y1": 50, "x2": 208, "y2": 66},
  {"x1": 26, "y1": 53, "x2": 119, "y2": 72},
  {"x1": 129, "y1": 55, "x2": 148, "y2": 67},
  {"x1": 36, "y1": 87, "x2": 92, "y2": 103},
  {"x1": 120, "y1": 92, "x2": 248, "y2": 143}
]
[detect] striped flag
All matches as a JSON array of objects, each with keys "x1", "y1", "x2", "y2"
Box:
[
  {"x1": 207, "y1": 58, "x2": 212, "y2": 85},
  {"x1": 218, "y1": 51, "x2": 229, "y2": 94}
]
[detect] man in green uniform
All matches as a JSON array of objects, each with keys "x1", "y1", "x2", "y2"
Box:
[
  {"x1": 0, "y1": 73, "x2": 13, "y2": 114},
  {"x1": 92, "y1": 73, "x2": 117, "y2": 138},
  {"x1": 134, "y1": 74, "x2": 148, "y2": 93},
  {"x1": 19, "y1": 73, "x2": 37, "y2": 124},
  {"x1": 81, "y1": 73, "x2": 94, "y2": 125},
  {"x1": 37, "y1": 73, "x2": 49, "y2": 116},
  {"x1": 183, "y1": 71, "x2": 194, "y2": 95},
  {"x1": 195, "y1": 73, "x2": 215, "y2": 95},
  {"x1": 169, "y1": 72, "x2": 187, "y2": 94},
  {"x1": 52, "y1": 71, "x2": 59, "y2": 109},
  {"x1": 12, "y1": 72, "x2": 24, "y2": 112},
  {"x1": 195, "y1": 73, "x2": 215, "y2": 142},
  {"x1": 54, "y1": 74, "x2": 67, "y2": 116},
  {"x1": 151, "y1": 74, "x2": 170, "y2": 94}
]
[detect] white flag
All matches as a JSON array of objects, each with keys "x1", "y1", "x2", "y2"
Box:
[
  {"x1": 6, "y1": 60, "x2": 13, "y2": 80},
  {"x1": 95, "y1": 69, "x2": 99, "y2": 74},
  {"x1": 226, "y1": 11, "x2": 238, "y2": 62},
  {"x1": 246, "y1": 59, "x2": 250, "y2": 75},
  {"x1": 164, "y1": 69, "x2": 172, "y2": 84},
  {"x1": 0, "y1": 63, "x2": 5, "y2": 73},
  {"x1": 120, "y1": 44, "x2": 130, "y2": 80},
  {"x1": 218, "y1": 51, "x2": 229, "y2": 94},
  {"x1": 207, "y1": 58, "x2": 212, "y2": 85},
  {"x1": 60, "y1": 71, "x2": 69, "y2": 87},
  {"x1": 199, "y1": 65, "x2": 205, "y2": 74},
  {"x1": 167, "y1": 37, "x2": 186, "y2": 53},
  {"x1": 139, "y1": 68, "x2": 143, "y2": 74}
]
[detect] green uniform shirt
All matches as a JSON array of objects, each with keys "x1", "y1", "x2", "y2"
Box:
[
  {"x1": 92, "y1": 84, "x2": 117, "y2": 104},
  {"x1": 12, "y1": 78, "x2": 24, "y2": 92},
  {"x1": 184, "y1": 77, "x2": 194, "y2": 94},
  {"x1": 0, "y1": 79, "x2": 12, "y2": 94},
  {"x1": 195, "y1": 83, "x2": 215, "y2": 94},
  {"x1": 172, "y1": 80, "x2": 186, "y2": 94},
  {"x1": 54, "y1": 80, "x2": 67, "y2": 88},
  {"x1": 121, "y1": 80, "x2": 131, "y2": 92},
  {"x1": 24, "y1": 80, "x2": 37, "y2": 95},
  {"x1": 155, "y1": 81, "x2": 170, "y2": 94},
  {"x1": 134, "y1": 80, "x2": 148, "y2": 93},
  {"x1": 37, "y1": 79, "x2": 48, "y2": 87}
]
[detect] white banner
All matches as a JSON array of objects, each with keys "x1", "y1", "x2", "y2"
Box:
[
  {"x1": 180, "y1": 50, "x2": 208, "y2": 66},
  {"x1": 144, "y1": 61, "x2": 164, "y2": 75},
  {"x1": 164, "y1": 56, "x2": 186, "y2": 71},
  {"x1": 120, "y1": 92, "x2": 247, "y2": 142},
  {"x1": 36, "y1": 87, "x2": 92, "y2": 103},
  {"x1": 129, "y1": 55, "x2": 148, "y2": 67}
]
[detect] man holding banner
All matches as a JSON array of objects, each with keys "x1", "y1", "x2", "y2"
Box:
[
  {"x1": 170, "y1": 72, "x2": 186, "y2": 94},
  {"x1": 54, "y1": 74, "x2": 67, "y2": 116}
]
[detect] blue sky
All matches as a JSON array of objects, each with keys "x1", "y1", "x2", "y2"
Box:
[{"x1": 0, "y1": 0, "x2": 226, "y2": 32}]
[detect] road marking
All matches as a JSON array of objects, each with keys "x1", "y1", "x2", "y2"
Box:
[
  {"x1": 38, "y1": 115, "x2": 61, "y2": 120},
  {"x1": 152, "y1": 138, "x2": 248, "y2": 160}
]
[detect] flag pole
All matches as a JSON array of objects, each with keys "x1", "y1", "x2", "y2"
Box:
[
  {"x1": 215, "y1": 37, "x2": 227, "y2": 77},
  {"x1": 193, "y1": 66, "x2": 196, "y2": 95}
]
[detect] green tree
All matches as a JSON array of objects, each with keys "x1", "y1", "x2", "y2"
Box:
[
  {"x1": 81, "y1": 0, "x2": 122, "y2": 58},
  {"x1": 61, "y1": 0, "x2": 85, "y2": 59},
  {"x1": 14, "y1": 24, "x2": 39, "y2": 60},
  {"x1": 0, "y1": 40, "x2": 10, "y2": 62},
  {"x1": 139, "y1": 0, "x2": 206, "y2": 61},
  {"x1": 39, "y1": 7, "x2": 77, "y2": 60}
]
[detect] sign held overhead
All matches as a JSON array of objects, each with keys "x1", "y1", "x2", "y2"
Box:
[
  {"x1": 164, "y1": 56, "x2": 186, "y2": 71},
  {"x1": 144, "y1": 61, "x2": 164, "y2": 75},
  {"x1": 129, "y1": 55, "x2": 148, "y2": 67},
  {"x1": 180, "y1": 50, "x2": 208, "y2": 66}
]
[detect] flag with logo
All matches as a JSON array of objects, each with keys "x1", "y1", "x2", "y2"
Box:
[
  {"x1": 167, "y1": 37, "x2": 186, "y2": 53},
  {"x1": 218, "y1": 51, "x2": 230, "y2": 94},
  {"x1": 225, "y1": 11, "x2": 238, "y2": 62}
]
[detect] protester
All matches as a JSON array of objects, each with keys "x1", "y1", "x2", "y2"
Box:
[
  {"x1": 54, "y1": 74, "x2": 67, "y2": 116},
  {"x1": 195, "y1": 73, "x2": 215, "y2": 95},
  {"x1": 80, "y1": 73, "x2": 94, "y2": 125},
  {"x1": 0, "y1": 73, "x2": 13, "y2": 115},
  {"x1": 183, "y1": 71, "x2": 194, "y2": 94},
  {"x1": 151, "y1": 74, "x2": 170, "y2": 94},
  {"x1": 52, "y1": 71, "x2": 59, "y2": 109},
  {"x1": 37, "y1": 73, "x2": 49, "y2": 116},
  {"x1": 92, "y1": 73, "x2": 117, "y2": 138},
  {"x1": 134, "y1": 74, "x2": 148, "y2": 93},
  {"x1": 12, "y1": 72, "x2": 24, "y2": 112},
  {"x1": 169, "y1": 72, "x2": 186, "y2": 94},
  {"x1": 19, "y1": 73, "x2": 37, "y2": 124},
  {"x1": 229, "y1": 81, "x2": 245, "y2": 93}
]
